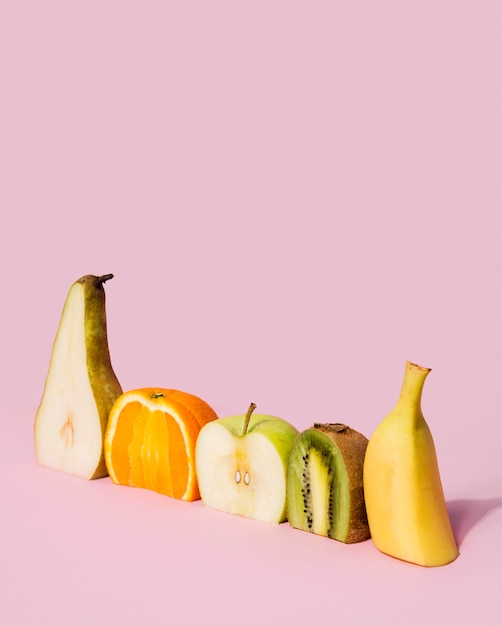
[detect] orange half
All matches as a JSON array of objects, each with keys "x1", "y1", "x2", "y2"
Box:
[{"x1": 105, "y1": 388, "x2": 218, "y2": 501}]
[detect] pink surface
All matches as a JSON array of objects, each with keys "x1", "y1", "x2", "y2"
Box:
[{"x1": 1, "y1": 2, "x2": 501, "y2": 624}]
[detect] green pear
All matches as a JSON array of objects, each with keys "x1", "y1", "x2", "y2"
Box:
[{"x1": 34, "y1": 274, "x2": 122, "y2": 479}]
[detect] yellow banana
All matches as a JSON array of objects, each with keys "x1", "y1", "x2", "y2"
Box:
[{"x1": 363, "y1": 361, "x2": 459, "y2": 567}]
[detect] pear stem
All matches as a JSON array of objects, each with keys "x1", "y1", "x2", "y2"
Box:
[
  {"x1": 242, "y1": 402, "x2": 257, "y2": 436},
  {"x1": 98, "y1": 274, "x2": 114, "y2": 284}
]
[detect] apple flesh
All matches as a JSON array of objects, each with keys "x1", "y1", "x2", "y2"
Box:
[{"x1": 195, "y1": 409, "x2": 299, "y2": 523}]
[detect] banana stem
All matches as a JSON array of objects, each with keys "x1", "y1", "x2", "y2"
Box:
[{"x1": 395, "y1": 361, "x2": 431, "y2": 419}]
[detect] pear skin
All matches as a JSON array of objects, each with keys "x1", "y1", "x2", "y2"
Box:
[{"x1": 34, "y1": 274, "x2": 123, "y2": 479}]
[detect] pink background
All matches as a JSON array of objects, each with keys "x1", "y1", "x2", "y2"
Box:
[{"x1": 1, "y1": 2, "x2": 501, "y2": 624}]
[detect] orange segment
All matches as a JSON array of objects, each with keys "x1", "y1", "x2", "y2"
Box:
[
  {"x1": 107, "y1": 400, "x2": 141, "y2": 486},
  {"x1": 104, "y1": 388, "x2": 218, "y2": 501},
  {"x1": 127, "y1": 405, "x2": 152, "y2": 490},
  {"x1": 163, "y1": 410, "x2": 188, "y2": 499}
]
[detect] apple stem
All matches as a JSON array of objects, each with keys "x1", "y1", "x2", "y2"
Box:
[{"x1": 242, "y1": 402, "x2": 257, "y2": 436}]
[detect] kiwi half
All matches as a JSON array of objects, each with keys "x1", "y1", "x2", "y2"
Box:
[{"x1": 287, "y1": 423, "x2": 370, "y2": 543}]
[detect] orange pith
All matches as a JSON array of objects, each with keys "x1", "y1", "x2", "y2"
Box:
[{"x1": 105, "y1": 388, "x2": 218, "y2": 501}]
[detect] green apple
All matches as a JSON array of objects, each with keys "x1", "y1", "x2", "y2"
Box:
[{"x1": 195, "y1": 404, "x2": 299, "y2": 523}]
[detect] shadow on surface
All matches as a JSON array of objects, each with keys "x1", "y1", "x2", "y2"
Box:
[{"x1": 448, "y1": 496, "x2": 502, "y2": 545}]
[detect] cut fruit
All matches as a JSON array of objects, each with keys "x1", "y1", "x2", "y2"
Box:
[
  {"x1": 34, "y1": 274, "x2": 122, "y2": 479},
  {"x1": 363, "y1": 361, "x2": 459, "y2": 566},
  {"x1": 105, "y1": 388, "x2": 218, "y2": 501},
  {"x1": 287, "y1": 423, "x2": 370, "y2": 543},
  {"x1": 195, "y1": 406, "x2": 299, "y2": 523}
]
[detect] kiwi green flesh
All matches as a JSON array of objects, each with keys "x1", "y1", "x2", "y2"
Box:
[{"x1": 287, "y1": 425, "x2": 370, "y2": 543}]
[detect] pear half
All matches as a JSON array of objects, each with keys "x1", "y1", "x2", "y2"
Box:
[{"x1": 34, "y1": 274, "x2": 123, "y2": 479}]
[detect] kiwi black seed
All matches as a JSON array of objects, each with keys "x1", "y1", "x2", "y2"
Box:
[{"x1": 286, "y1": 423, "x2": 370, "y2": 543}]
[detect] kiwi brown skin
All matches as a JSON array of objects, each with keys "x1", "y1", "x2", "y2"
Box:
[
  {"x1": 287, "y1": 423, "x2": 370, "y2": 544},
  {"x1": 314, "y1": 423, "x2": 370, "y2": 543}
]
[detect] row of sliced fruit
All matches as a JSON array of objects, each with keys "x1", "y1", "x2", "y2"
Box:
[{"x1": 33, "y1": 274, "x2": 459, "y2": 568}]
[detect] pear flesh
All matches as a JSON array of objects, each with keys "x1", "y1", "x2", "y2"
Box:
[{"x1": 34, "y1": 274, "x2": 122, "y2": 479}]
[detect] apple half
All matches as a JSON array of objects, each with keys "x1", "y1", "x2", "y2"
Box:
[{"x1": 195, "y1": 404, "x2": 299, "y2": 523}]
